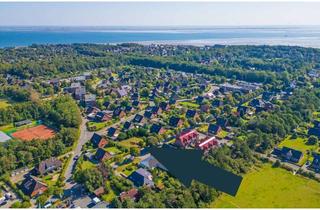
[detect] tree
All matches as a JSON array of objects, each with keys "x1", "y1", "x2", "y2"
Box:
[
  {"x1": 130, "y1": 147, "x2": 140, "y2": 156},
  {"x1": 308, "y1": 135, "x2": 318, "y2": 145}
]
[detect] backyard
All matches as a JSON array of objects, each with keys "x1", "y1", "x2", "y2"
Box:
[{"x1": 212, "y1": 164, "x2": 320, "y2": 208}]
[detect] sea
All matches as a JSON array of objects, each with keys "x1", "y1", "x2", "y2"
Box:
[{"x1": 1, "y1": 26, "x2": 320, "y2": 48}]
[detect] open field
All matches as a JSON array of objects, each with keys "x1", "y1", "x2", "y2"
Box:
[
  {"x1": 11, "y1": 125, "x2": 55, "y2": 141},
  {"x1": 212, "y1": 164, "x2": 320, "y2": 208}
]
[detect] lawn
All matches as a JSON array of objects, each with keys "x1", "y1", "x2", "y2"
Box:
[
  {"x1": 119, "y1": 137, "x2": 143, "y2": 148},
  {"x1": 105, "y1": 146, "x2": 122, "y2": 155},
  {"x1": 0, "y1": 99, "x2": 10, "y2": 108},
  {"x1": 217, "y1": 130, "x2": 229, "y2": 139},
  {"x1": 80, "y1": 160, "x2": 96, "y2": 170},
  {"x1": 197, "y1": 124, "x2": 208, "y2": 133},
  {"x1": 212, "y1": 164, "x2": 320, "y2": 208},
  {"x1": 101, "y1": 181, "x2": 116, "y2": 202},
  {"x1": 278, "y1": 135, "x2": 319, "y2": 165},
  {"x1": 116, "y1": 162, "x2": 138, "y2": 176},
  {"x1": 178, "y1": 101, "x2": 199, "y2": 109}
]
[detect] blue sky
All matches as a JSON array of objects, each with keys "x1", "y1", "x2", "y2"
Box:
[{"x1": 1, "y1": 2, "x2": 320, "y2": 26}]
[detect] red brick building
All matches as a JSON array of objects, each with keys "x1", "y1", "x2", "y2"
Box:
[
  {"x1": 175, "y1": 129, "x2": 199, "y2": 148},
  {"x1": 196, "y1": 136, "x2": 218, "y2": 150}
]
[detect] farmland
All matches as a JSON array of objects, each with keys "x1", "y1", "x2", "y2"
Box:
[{"x1": 212, "y1": 164, "x2": 320, "y2": 208}]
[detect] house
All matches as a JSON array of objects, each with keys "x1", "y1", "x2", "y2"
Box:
[
  {"x1": 208, "y1": 124, "x2": 222, "y2": 135},
  {"x1": 95, "y1": 111, "x2": 113, "y2": 122},
  {"x1": 150, "y1": 124, "x2": 165, "y2": 134},
  {"x1": 14, "y1": 119, "x2": 32, "y2": 127},
  {"x1": 212, "y1": 100, "x2": 223, "y2": 107},
  {"x1": 20, "y1": 176, "x2": 48, "y2": 197},
  {"x1": 200, "y1": 104, "x2": 210, "y2": 113},
  {"x1": 93, "y1": 187, "x2": 105, "y2": 197},
  {"x1": 113, "y1": 107, "x2": 126, "y2": 118},
  {"x1": 151, "y1": 106, "x2": 162, "y2": 115},
  {"x1": 128, "y1": 168, "x2": 154, "y2": 187},
  {"x1": 74, "y1": 86, "x2": 86, "y2": 100},
  {"x1": 132, "y1": 114, "x2": 144, "y2": 124},
  {"x1": 91, "y1": 133, "x2": 108, "y2": 148},
  {"x1": 185, "y1": 109, "x2": 198, "y2": 119},
  {"x1": 144, "y1": 111, "x2": 153, "y2": 119},
  {"x1": 249, "y1": 99, "x2": 265, "y2": 108},
  {"x1": 107, "y1": 127, "x2": 117, "y2": 137},
  {"x1": 86, "y1": 106, "x2": 100, "y2": 115},
  {"x1": 115, "y1": 87, "x2": 128, "y2": 98},
  {"x1": 169, "y1": 98, "x2": 176, "y2": 105},
  {"x1": 84, "y1": 94, "x2": 97, "y2": 107},
  {"x1": 196, "y1": 136, "x2": 218, "y2": 150},
  {"x1": 169, "y1": 116, "x2": 183, "y2": 127},
  {"x1": 0, "y1": 131, "x2": 11, "y2": 143},
  {"x1": 310, "y1": 153, "x2": 320, "y2": 171},
  {"x1": 120, "y1": 188, "x2": 139, "y2": 202},
  {"x1": 131, "y1": 92, "x2": 140, "y2": 101},
  {"x1": 175, "y1": 129, "x2": 199, "y2": 148},
  {"x1": 216, "y1": 117, "x2": 228, "y2": 128},
  {"x1": 35, "y1": 157, "x2": 62, "y2": 176},
  {"x1": 237, "y1": 106, "x2": 249, "y2": 117},
  {"x1": 95, "y1": 148, "x2": 112, "y2": 162},
  {"x1": 123, "y1": 121, "x2": 132, "y2": 130},
  {"x1": 132, "y1": 100, "x2": 140, "y2": 108},
  {"x1": 159, "y1": 102, "x2": 169, "y2": 111},
  {"x1": 103, "y1": 101, "x2": 110, "y2": 109},
  {"x1": 273, "y1": 147, "x2": 303, "y2": 163},
  {"x1": 308, "y1": 127, "x2": 320, "y2": 138},
  {"x1": 125, "y1": 106, "x2": 134, "y2": 113},
  {"x1": 196, "y1": 96, "x2": 204, "y2": 104},
  {"x1": 139, "y1": 155, "x2": 167, "y2": 170}
]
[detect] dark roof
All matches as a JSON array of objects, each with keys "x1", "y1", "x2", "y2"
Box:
[
  {"x1": 196, "y1": 96, "x2": 204, "y2": 104},
  {"x1": 128, "y1": 168, "x2": 154, "y2": 187},
  {"x1": 132, "y1": 114, "x2": 143, "y2": 123},
  {"x1": 20, "y1": 176, "x2": 47, "y2": 197},
  {"x1": 95, "y1": 148, "x2": 112, "y2": 161},
  {"x1": 151, "y1": 106, "x2": 161, "y2": 114},
  {"x1": 216, "y1": 117, "x2": 228, "y2": 127},
  {"x1": 91, "y1": 133, "x2": 104, "y2": 146},
  {"x1": 125, "y1": 106, "x2": 133, "y2": 112},
  {"x1": 107, "y1": 127, "x2": 117, "y2": 137},
  {"x1": 159, "y1": 102, "x2": 169, "y2": 110},
  {"x1": 103, "y1": 101, "x2": 110, "y2": 108},
  {"x1": 208, "y1": 124, "x2": 221, "y2": 134},
  {"x1": 308, "y1": 127, "x2": 320, "y2": 137},
  {"x1": 212, "y1": 100, "x2": 223, "y2": 107},
  {"x1": 144, "y1": 111, "x2": 153, "y2": 119},
  {"x1": 280, "y1": 147, "x2": 303, "y2": 163},
  {"x1": 311, "y1": 153, "x2": 320, "y2": 170},
  {"x1": 169, "y1": 98, "x2": 176, "y2": 105},
  {"x1": 113, "y1": 107, "x2": 124, "y2": 117},
  {"x1": 36, "y1": 157, "x2": 62, "y2": 175},
  {"x1": 186, "y1": 109, "x2": 197, "y2": 118},
  {"x1": 132, "y1": 100, "x2": 140, "y2": 107},
  {"x1": 169, "y1": 116, "x2": 181, "y2": 127},
  {"x1": 150, "y1": 124, "x2": 163, "y2": 134},
  {"x1": 14, "y1": 119, "x2": 32, "y2": 127},
  {"x1": 123, "y1": 121, "x2": 132, "y2": 130}
]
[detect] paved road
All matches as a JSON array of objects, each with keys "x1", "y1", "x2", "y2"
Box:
[{"x1": 64, "y1": 117, "x2": 93, "y2": 189}]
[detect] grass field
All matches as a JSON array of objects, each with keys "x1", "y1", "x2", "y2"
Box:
[
  {"x1": 278, "y1": 136, "x2": 319, "y2": 165},
  {"x1": 119, "y1": 137, "x2": 143, "y2": 148},
  {"x1": 212, "y1": 164, "x2": 320, "y2": 208}
]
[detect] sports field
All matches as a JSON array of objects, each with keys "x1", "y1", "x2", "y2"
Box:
[
  {"x1": 212, "y1": 164, "x2": 320, "y2": 208},
  {"x1": 11, "y1": 125, "x2": 55, "y2": 141}
]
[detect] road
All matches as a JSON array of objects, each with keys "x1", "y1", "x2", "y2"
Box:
[{"x1": 64, "y1": 117, "x2": 93, "y2": 189}]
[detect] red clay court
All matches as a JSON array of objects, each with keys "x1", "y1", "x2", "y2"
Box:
[{"x1": 11, "y1": 125, "x2": 55, "y2": 141}]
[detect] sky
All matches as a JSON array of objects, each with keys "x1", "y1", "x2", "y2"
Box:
[{"x1": 1, "y1": 2, "x2": 320, "y2": 26}]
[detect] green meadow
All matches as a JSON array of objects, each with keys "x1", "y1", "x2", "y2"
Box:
[{"x1": 212, "y1": 164, "x2": 320, "y2": 208}]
